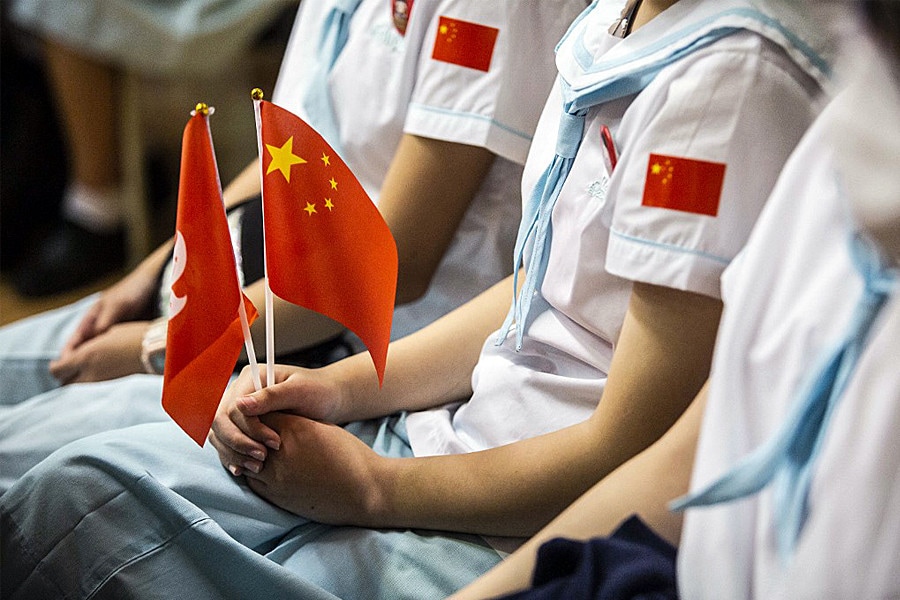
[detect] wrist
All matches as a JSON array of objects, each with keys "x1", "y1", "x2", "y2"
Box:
[
  {"x1": 357, "y1": 454, "x2": 400, "y2": 527},
  {"x1": 319, "y1": 359, "x2": 361, "y2": 424},
  {"x1": 140, "y1": 317, "x2": 168, "y2": 375}
]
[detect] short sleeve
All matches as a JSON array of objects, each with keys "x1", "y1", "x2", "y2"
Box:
[
  {"x1": 605, "y1": 33, "x2": 822, "y2": 298},
  {"x1": 404, "y1": 1, "x2": 586, "y2": 164}
]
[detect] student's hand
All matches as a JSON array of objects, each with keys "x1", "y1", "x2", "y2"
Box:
[
  {"x1": 242, "y1": 412, "x2": 387, "y2": 525},
  {"x1": 60, "y1": 263, "x2": 159, "y2": 356},
  {"x1": 208, "y1": 364, "x2": 348, "y2": 474},
  {"x1": 49, "y1": 321, "x2": 147, "y2": 384}
]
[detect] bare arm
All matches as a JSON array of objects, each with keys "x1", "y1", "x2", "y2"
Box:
[
  {"x1": 209, "y1": 272, "x2": 516, "y2": 468},
  {"x1": 335, "y1": 271, "x2": 517, "y2": 420},
  {"x1": 450, "y1": 385, "x2": 708, "y2": 600},
  {"x1": 239, "y1": 282, "x2": 721, "y2": 532},
  {"x1": 222, "y1": 158, "x2": 262, "y2": 209},
  {"x1": 358, "y1": 284, "x2": 719, "y2": 535},
  {"x1": 378, "y1": 134, "x2": 495, "y2": 303}
]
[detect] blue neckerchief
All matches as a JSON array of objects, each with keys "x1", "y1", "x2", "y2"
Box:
[
  {"x1": 496, "y1": 0, "x2": 831, "y2": 351},
  {"x1": 301, "y1": 0, "x2": 364, "y2": 152},
  {"x1": 671, "y1": 233, "x2": 898, "y2": 562}
]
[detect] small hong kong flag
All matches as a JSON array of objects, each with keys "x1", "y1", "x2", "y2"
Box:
[
  {"x1": 431, "y1": 16, "x2": 499, "y2": 72},
  {"x1": 163, "y1": 107, "x2": 258, "y2": 446},
  {"x1": 641, "y1": 153, "x2": 727, "y2": 217}
]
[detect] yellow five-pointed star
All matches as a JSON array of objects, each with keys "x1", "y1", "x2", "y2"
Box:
[
  {"x1": 324, "y1": 198, "x2": 334, "y2": 211},
  {"x1": 651, "y1": 163, "x2": 662, "y2": 175},
  {"x1": 266, "y1": 136, "x2": 307, "y2": 182},
  {"x1": 321, "y1": 153, "x2": 331, "y2": 167},
  {"x1": 329, "y1": 177, "x2": 338, "y2": 190},
  {"x1": 304, "y1": 202, "x2": 317, "y2": 216}
]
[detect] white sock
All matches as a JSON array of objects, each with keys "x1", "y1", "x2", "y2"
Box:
[{"x1": 62, "y1": 182, "x2": 123, "y2": 233}]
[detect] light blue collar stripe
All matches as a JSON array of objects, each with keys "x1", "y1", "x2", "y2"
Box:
[{"x1": 571, "y1": 8, "x2": 829, "y2": 81}]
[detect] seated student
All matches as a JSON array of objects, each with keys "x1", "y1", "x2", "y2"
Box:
[
  {"x1": 0, "y1": 0, "x2": 834, "y2": 598},
  {"x1": 0, "y1": 0, "x2": 584, "y2": 493},
  {"x1": 449, "y1": 3, "x2": 899, "y2": 599}
]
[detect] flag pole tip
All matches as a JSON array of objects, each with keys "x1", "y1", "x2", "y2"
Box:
[
  {"x1": 194, "y1": 102, "x2": 210, "y2": 115},
  {"x1": 251, "y1": 88, "x2": 265, "y2": 101}
]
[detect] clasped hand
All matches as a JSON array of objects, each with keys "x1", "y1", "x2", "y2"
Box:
[
  {"x1": 208, "y1": 364, "x2": 386, "y2": 524},
  {"x1": 51, "y1": 264, "x2": 159, "y2": 384}
]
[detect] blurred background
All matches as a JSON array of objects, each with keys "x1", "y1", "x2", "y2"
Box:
[{"x1": 1, "y1": 1, "x2": 299, "y2": 324}]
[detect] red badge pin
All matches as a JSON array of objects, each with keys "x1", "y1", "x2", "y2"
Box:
[{"x1": 392, "y1": 0, "x2": 412, "y2": 35}]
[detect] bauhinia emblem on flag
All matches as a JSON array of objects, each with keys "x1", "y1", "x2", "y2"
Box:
[
  {"x1": 641, "y1": 153, "x2": 727, "y2": 217},
  {"x1": 431, "y1": 16, "x2": 499, "y2": 72},
  {"x1": 162, "y1": 108, "x2": 258, "y2": 446},
  {"x1": 258, "y1": 99, "x2": 398, "y2": 384}
]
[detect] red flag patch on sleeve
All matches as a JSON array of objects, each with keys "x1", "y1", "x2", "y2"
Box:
[
  {"x1": 641, "y1": 153, "x2": 727, "y2": 217},
  {"x1": 431, "y1": 16, "x2": 499, "y2": 72}
]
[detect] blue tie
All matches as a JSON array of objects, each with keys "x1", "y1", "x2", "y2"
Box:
[
  {"x1": 301, "y1": 0, "x2": 363, "y2": 151},
  {"x1": 671, "y1": 233, "x2": 898, "y2": 561}
]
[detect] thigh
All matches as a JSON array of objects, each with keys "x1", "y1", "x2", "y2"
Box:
[
  {"x1": 0, "y1": 294, "x2": 97, "y2": 405},
  {"x1": 0, "y1": 374, "x2": 167, "y2": 494},
  {"x1": 1, "y1": 420, "x2": 337, "y2": 600},
  {"x1": 269, "y1": 525, "x2": 503, "y2": 600},
  {"x1": 269, "y1": 414, "x2": 503, "y2": 600}
]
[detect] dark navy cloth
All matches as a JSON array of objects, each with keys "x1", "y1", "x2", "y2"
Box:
[{"x1": 498, "y1": 516, "x2": 678, "y2": 600}]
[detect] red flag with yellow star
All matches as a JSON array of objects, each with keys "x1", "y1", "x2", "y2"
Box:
[
  {"x1": 641, "y1": 153, "x2": 726, "y2": 217},
  {"x1": 258, "y1": 100, "x2": 397, "y2": 384},
  {"x1": 431, "y1": 16, "x2": 498, "y2": 72},
  {"x1": 163, "y1": 109, "x2": 258, "y2": 446}
]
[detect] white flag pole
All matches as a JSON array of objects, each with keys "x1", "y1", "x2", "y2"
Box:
[
  {"x1": 237, "y1": 299, "x2": 262, "y2": 391},
  {"x1": 200, "y1": 102, "x2": 262, "y2": 392},
  {"x1": 252, "y1": 89, "x2": 276, "y2": 388}
]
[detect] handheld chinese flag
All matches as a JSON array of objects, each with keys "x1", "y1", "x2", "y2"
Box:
[
  {"x1": 641, "y1": 153, "x2": 727, "y2": 217},
  {"x1": 257, "y1": 98, "x2": 397, "y2": 384},
  {"x1": 162, "y1": 107, "x2": 258, "y2": 446}
]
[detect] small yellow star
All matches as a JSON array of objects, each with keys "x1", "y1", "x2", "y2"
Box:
[
  {"x1": 304, "y1": 202, "x2": 317, "y2": 216},
  {"x1": 321, "y1": 153, "x2": 331, "y2": 167},
  {"x1": 329, "y1": 177, "x2": 338, "y2": 190},
  {"x1": 265, "y1": 137, "x2": 307, "y2": 182},
  {"x1": 651, "y1": 163, "x2": 662, "y2": 175},
  {"x1": 324, "y1": 198, "x2": 335, "y2": 211}
]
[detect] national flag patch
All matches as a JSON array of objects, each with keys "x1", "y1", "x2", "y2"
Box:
[
  {"x1": 431, "y1": 16, "x2": 499, "y2": 72},
  {"x1": 641, "y1": 153, "x2": 726, "y2": 217}
]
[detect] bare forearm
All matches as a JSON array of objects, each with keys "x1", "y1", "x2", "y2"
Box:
[
  {"x1": 223, "y1": 159, "x2": 262, "y2": 208},
  {"x1": 451, "y1": 387, "x2": 707, "y2": 600},
  {"x1": 241, "y1": 279, "x2": 345, "y2": 360},
  {"x1": 367, "y1": 387, "x2": 698, "y2": 537},
  {"x1": 334, "y1": 273, "x2": 517, "y2": 422},
  {"x1": 352, "y1": 284, "x2": 720, "y2": 535},
  {"x1": 371, "y1": 418, "x2": 612, "y2": 536}
]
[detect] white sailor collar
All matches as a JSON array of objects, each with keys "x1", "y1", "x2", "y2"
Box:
[{"x1": 555, "y1": 0, "x2": 835, "y2": 111}]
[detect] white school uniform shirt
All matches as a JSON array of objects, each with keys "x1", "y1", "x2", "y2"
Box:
[
  {"x1": 679, "y1": 42, "x2": 900, "y2": 600},
  {"x1": 407, "y1": 0, "x2": 830, "y2": 458},
  {"x1": 272, "y1": 0, "x2": 586, "y2": 340}
]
